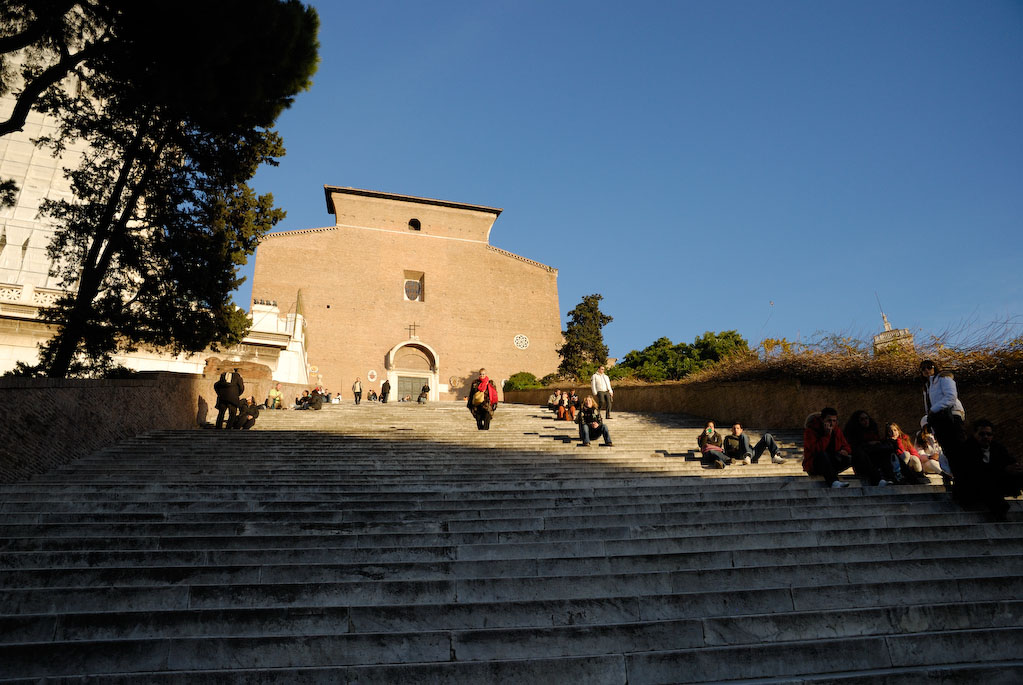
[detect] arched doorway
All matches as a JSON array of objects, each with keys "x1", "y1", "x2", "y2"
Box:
[{"x1": 385, "y1": 341, "x2": 439, "y2": 401}]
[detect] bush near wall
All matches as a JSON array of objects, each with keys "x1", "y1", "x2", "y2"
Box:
[{"x1": 505, "y1": 379, "x2": 1023, "y2": 450}]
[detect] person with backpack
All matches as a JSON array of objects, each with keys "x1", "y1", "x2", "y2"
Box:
[{"x1": 467, "y1": 368, "x2": 498, "y2": 430}]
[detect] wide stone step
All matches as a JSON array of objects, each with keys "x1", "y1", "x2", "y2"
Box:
[
  {"x1": 3, "y1": 554, "x2": 1020, "y2": 617},
  {"x1": 1, "y1": 404, "x2": 1017, "y2": 681},
  {"x1": 2, "y1": 627, "x2": 1022, "y2": 682},
  {"x1": 5, "y1": 575, "x2": 1018, "y2": 644}
]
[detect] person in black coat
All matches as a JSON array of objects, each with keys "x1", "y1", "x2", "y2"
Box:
[
  {"x1": 213, "y1": 370, "x2": 244, "y2": 429},
  {"x1": 233, "y1": 396, "x2": 260, "y2": 429},
  {"x1": 308, "y1": 389, "x2": 324, "y2": 411},
  {"x1": 957, "y1": 419, "x2": 1023, "y2": 519},
  {"x1": 380, "y1": 379, "x2": 391, "y2": 403}
]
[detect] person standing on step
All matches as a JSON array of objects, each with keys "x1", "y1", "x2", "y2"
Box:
[
  {"x1": 723, "y1": 423, "x2": 786, "y2": 465},
  {"x1": 213, "y1": 369, "x2": 244, "y2": 429},
  {"x1": 468, "y1": 368, "x2": 498, "y2": 430},
  {"x1": 591, "y1": 366, "x2": 614, "y2": 419},
  {"x1": 380, "y1": 378, "x2": 391, "y2": 404},
  {"x1": 802, "y1": 407, "x2": 853, "y2": 488},
  {"x1": 920, "y1": 359, "x2": 967, "y2": 480},
  {"x1": 352, "y1": 377, "x2": 362, "y2": 405},
  {"x1": 576, "y1": 395, "x2": 613, "y2": 446}
]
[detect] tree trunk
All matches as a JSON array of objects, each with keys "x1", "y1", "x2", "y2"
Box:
[{"x1": 44, "y1": 115, "x2": 167, "y2": 377}]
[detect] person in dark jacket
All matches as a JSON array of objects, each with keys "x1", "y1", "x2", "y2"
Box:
[
  {"x1": 957, "y1": 419, "x2": 1023, "y2": 519},
  {"x1": 467, "y1": 368, "x2": 498, "y2": 430},
  {"x1": 698, "y1": 420, "x2": 731, "y2": 468},
  {"x1": 576, "y1": 395, "x2": 613, "y2": 446},
  {"x1": 308, "y1": 389, "x2": 324, "y2": 411},
  {"x1": 380, "y1": 379, "x2": 391, "y2": 403},
  {"x1": 213, "y1": 370, "x2": 244, "y2": 429},
  {"x1": 843, "y1": 410, "x2": 898, "y2": 486},
  {"x1": 233, "y1": 396, "x2": 260, "y2": 430}
]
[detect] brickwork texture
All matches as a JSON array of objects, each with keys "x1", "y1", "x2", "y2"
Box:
[{"x1": 251, "y1": 188, "x2": 562, "y2": 400}]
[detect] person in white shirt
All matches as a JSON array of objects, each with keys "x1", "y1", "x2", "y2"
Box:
[
  {"x1": 920, "y1": 359, "x2": 966, "y2": 477},
  {"x1": 591, "y1": 366, "x2": 614, "y2": 419}
]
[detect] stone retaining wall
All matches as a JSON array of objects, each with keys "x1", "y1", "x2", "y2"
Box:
[
  {"x1": 506, "y1": 380, "x2": 1023, "y2": 447},
  {"x1": 0, "y1": 372, "x2": 321, "y2": 483},
  {"x1": 0, "y1": 372, "x2": 204, "y2": 484}
]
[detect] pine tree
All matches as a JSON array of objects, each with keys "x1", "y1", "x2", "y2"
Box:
[
  {"x1": 557, "y1": 294, "x2": 613, "y2": 378},
  {"x1": 4, "y1": 1, "x2": 320, "y2": 377}
]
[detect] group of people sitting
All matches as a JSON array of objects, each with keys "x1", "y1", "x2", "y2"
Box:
[
  {"x1": 547, "y1": 389, "x2": 580, "y2": 421},
  {"x1": 262, "y1": 383, "x2": 335, "y2": 410},
  {"x1": 698, "y1": 421, "x2": 787, "y2": 468},
  {"x1": 803, "y1": 408, "x2": 941, "y2": 488},
  {"x1": 545, "y1": 390, "x2": 613, "y2": 447},
  {"x1": 293, "y1": 388, "x2": 325, "y2": 410},
  {"x1": 800, "y1": 359, "x2": 1022, "y2": 519}
]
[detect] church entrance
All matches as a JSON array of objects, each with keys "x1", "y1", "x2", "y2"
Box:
[
  {"x1": 386, "y1": 340, "x2": 439, "y2": 402},
  {"x1": 397, "y1": 376, "x2": 429, "y2": 401}
]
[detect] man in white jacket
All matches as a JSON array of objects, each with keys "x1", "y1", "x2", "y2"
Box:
[{"x1": 591, "y1": 366, "x2": 614, "y2": 419}]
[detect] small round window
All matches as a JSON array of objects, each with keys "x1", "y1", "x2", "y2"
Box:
[
  {"x1": 408, "y1": 218, "x2": 421, "y2": 231},
  {"x1": 514, "y1": 334, "x2": 529, "y2": 350}
]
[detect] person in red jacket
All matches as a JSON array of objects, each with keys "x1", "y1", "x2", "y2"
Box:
[
  {"x1": 803, "y1": 407, "x2": 853, "y2": 488},
  {"x1": 467, "y1": 368, "x2": 499, "y2": 430}
]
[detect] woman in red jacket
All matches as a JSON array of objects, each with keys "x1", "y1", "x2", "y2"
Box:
[{"x1": 467, "y1": 368, "x2": 499, "y2": 431}]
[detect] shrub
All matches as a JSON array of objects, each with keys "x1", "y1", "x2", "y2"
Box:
[{"x1": 503, "y1": 372, "x2": 543, "y2": 391}]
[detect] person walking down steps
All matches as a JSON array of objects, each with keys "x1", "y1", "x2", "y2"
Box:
[{"x1": 468, "y1": 368, "x2": 498, "y2": 431}]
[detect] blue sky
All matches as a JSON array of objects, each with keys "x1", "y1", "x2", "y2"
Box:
[{"x1": 240, "y1": 0, "x2": 1023, "y2": 359}]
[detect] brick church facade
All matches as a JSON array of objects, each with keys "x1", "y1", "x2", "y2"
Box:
[{"x1": 250, "y1": 186, "x2": 562, "y2": 400}]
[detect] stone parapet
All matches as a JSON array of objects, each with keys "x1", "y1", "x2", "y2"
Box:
[{"x1": 505, "y1": 379, "x2": 1023, "y2": 447}]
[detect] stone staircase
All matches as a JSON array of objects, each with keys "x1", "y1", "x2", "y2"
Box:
[{"x1": 1, "y1": 401, "x2": 1021, "y2": 683}]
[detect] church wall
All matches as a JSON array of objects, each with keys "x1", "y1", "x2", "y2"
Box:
[
  {"x1": 330, "y1": 191, "x2": 498, "y2": 242},
  {"x1": 252, "y1": 218, "x2": 561, "y2": 400}
]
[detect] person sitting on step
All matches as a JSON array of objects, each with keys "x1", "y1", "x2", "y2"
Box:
[
  {"x1": 233, "y1": 396, "x2": 260, "y2": 429},
  {"x1": 266, "y1": 382, "x2": 283, "y2": 410},
  {"x1": 803, "y1": 407, "x2": 853, "y2": 488},
  {"x1": 576, "y1": 395, "x2": 613, "y2": 446},
  {"x1": 566, "y1": 390, "x2": 579, "y2": 422},
  {"x1": 914, "y1": 423, "x2": 950, "y2": 476},
  {"x1": 723, "y1": 423, "x2": 786, "y2": 465},
  {"x1": 956, "y1": 419, "x2": 1023, "y2": 520},
  {"x1": 884, "y1": 422, "x2": 929, "y2": 484},
  {"x1": 698, "y1": 420, "x2": 732, "y2": 469},
  {"x1": 843, "y1": 410, "x2": 898, "y2": 486},
  {"x1": 308, "y1": 389, "x2": 324, "y2": 410},
  {"x1": 294, "y1": 390, "x2": 311, "y2": 409}
]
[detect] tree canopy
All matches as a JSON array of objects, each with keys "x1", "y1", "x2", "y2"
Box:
[
  {"x1": 616, "y1": 331, "x2": 750, "y2": 381},
  {"x1": 2, "y1": 1, "x2": 320, "y2": 377},
  {"x1": 557, "y1": 293, "x2": 613, "y2": 379}
]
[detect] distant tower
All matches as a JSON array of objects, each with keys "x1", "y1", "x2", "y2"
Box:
[{"x1": 872, "y1": 295, "x2": 914, "y2": 355}]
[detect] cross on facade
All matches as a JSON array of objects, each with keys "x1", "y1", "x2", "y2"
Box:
[{"x1": 406, "y1": 322, "x2": 420, "y2": 339}]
